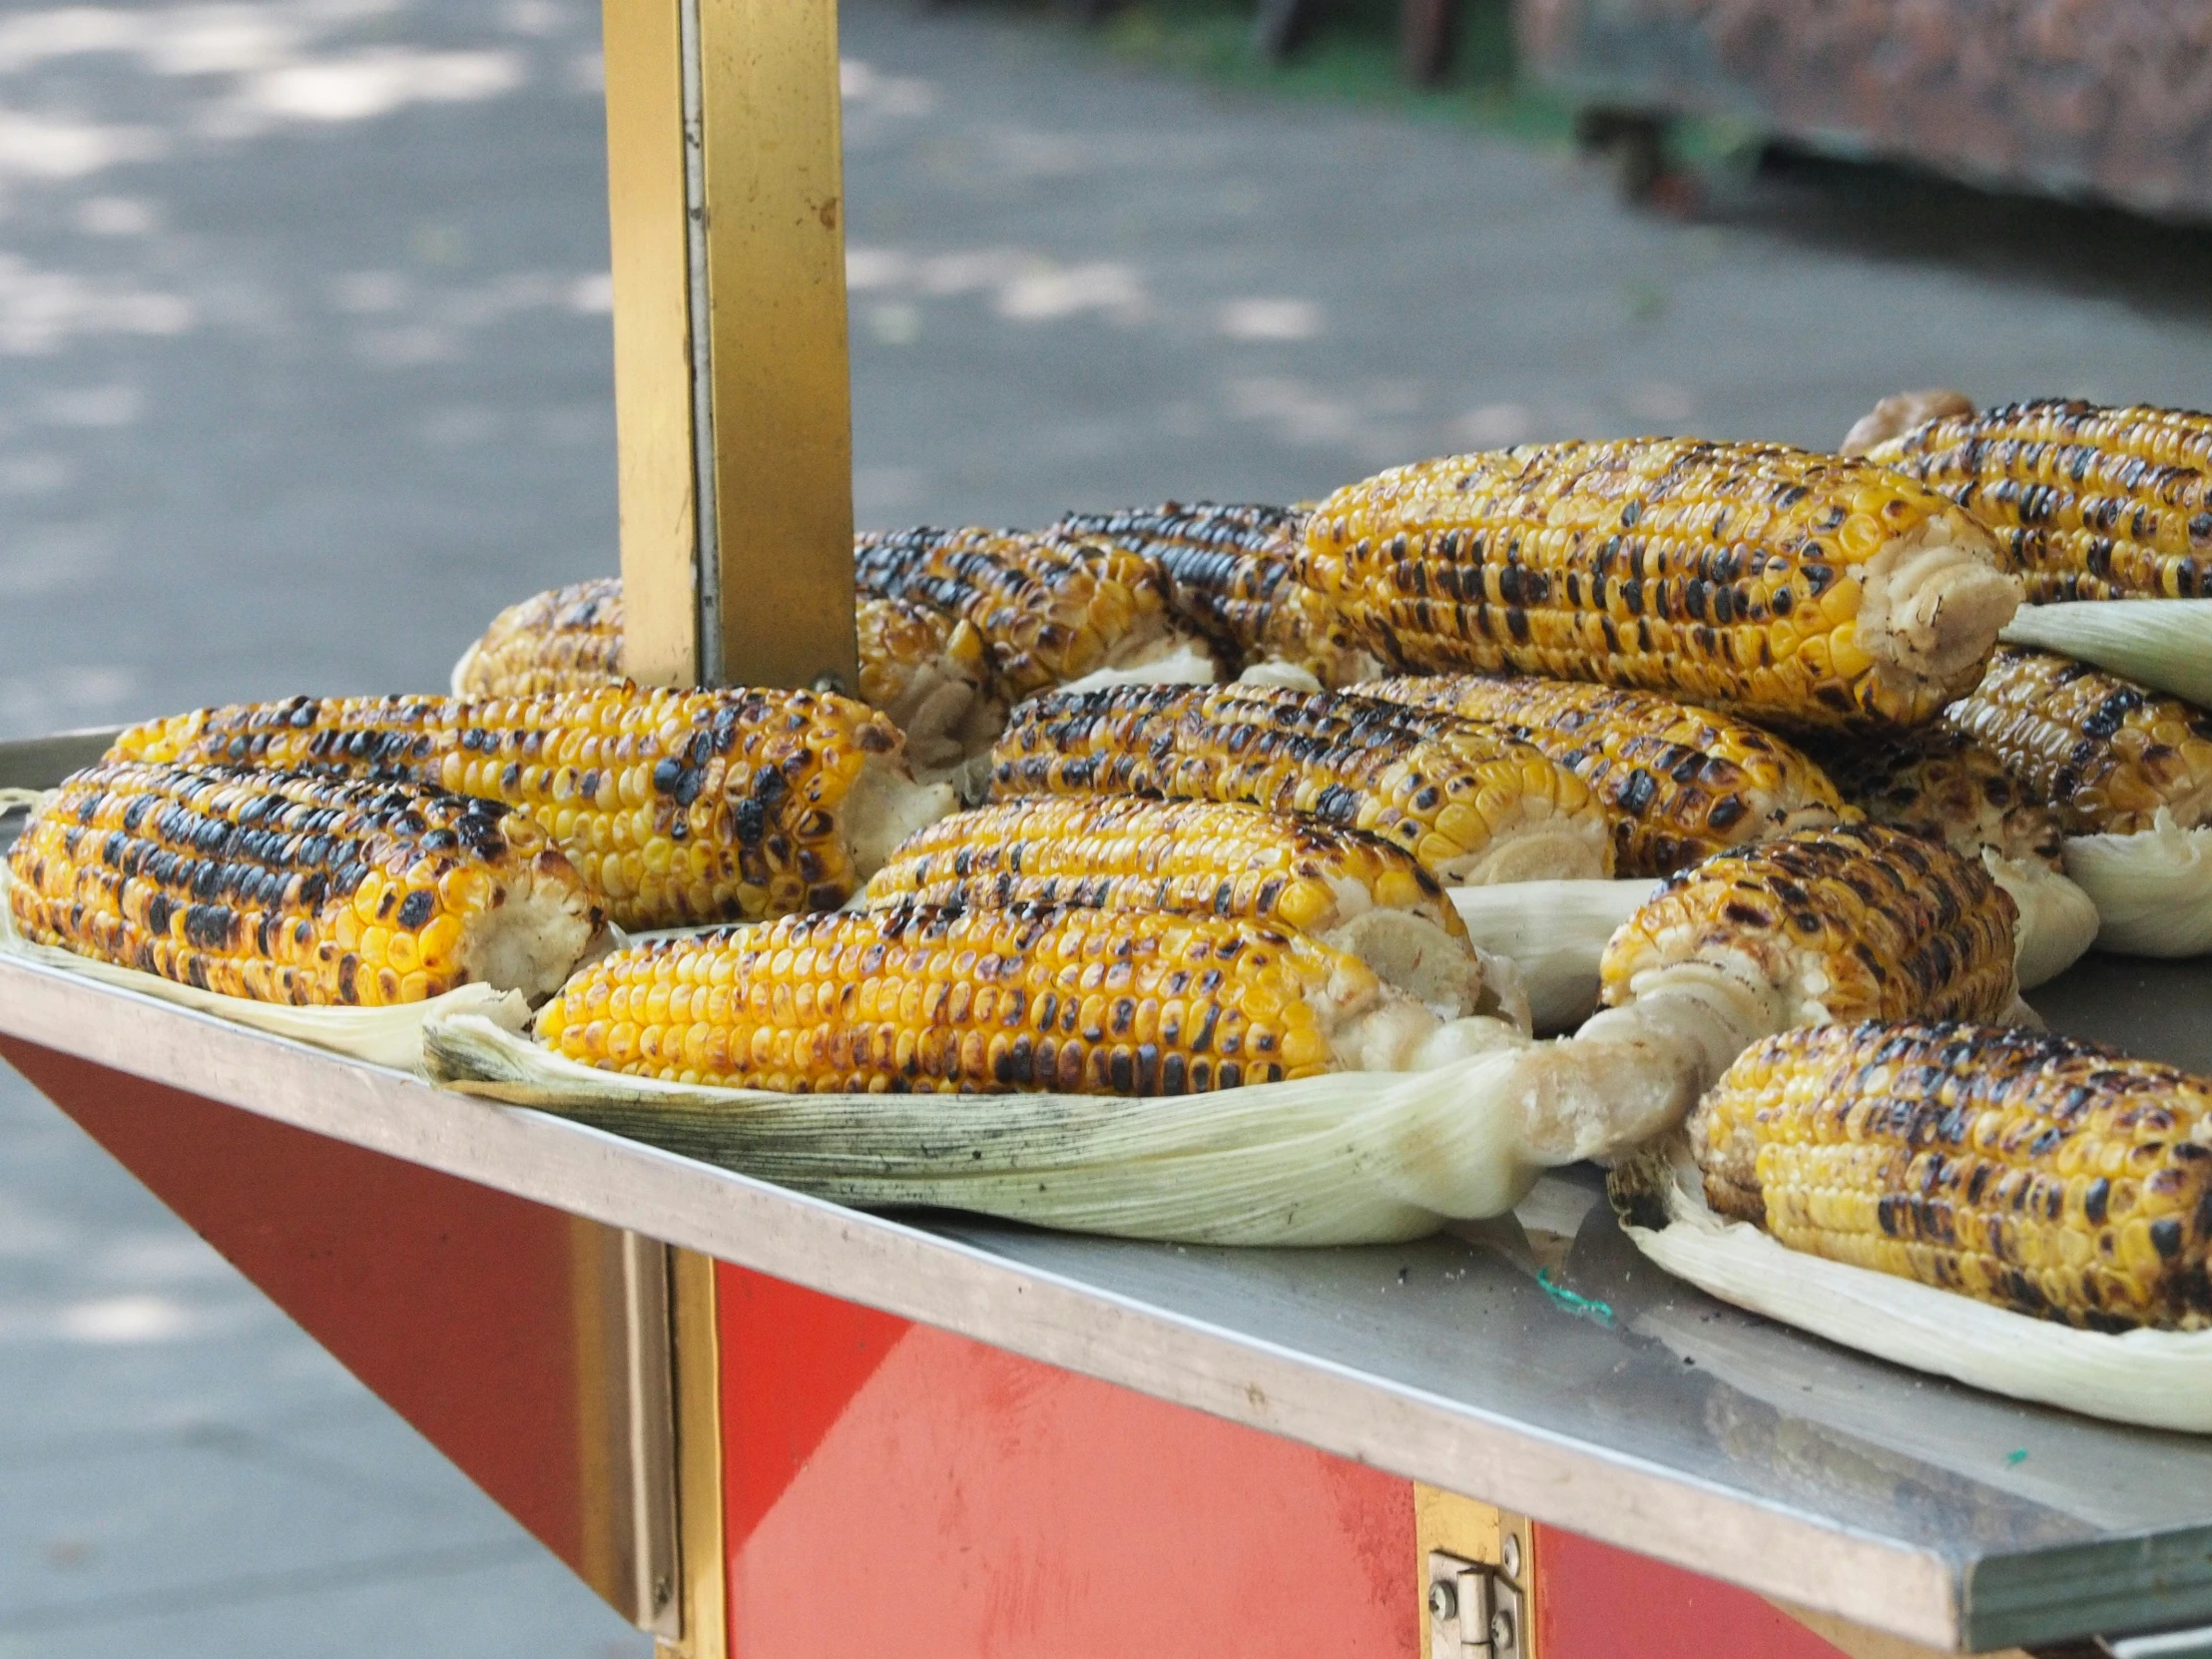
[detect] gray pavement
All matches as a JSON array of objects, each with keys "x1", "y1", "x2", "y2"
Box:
[{"x1": 6, "y1": 0, "x2": 2212, "y2": 1650}]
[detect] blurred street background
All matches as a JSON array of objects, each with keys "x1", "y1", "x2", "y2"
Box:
[{"x1": 5, "y1": 0, "x2": 2212, "y2": 1651}]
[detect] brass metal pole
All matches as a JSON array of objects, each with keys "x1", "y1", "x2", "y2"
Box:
[{"x1": 603, "y1": 0, "x2": 857, "y2": 694}]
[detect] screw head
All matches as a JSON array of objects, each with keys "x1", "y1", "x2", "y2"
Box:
[
  {"x1": 1501, "y1": 1533, "x2": 1522, "y2": 1579},
  {"x1": 1491, "y1": 1608, "x2": 1516, "y2": 1650},
  {"x1": 1427, "y1": 1581, "x2": 1458, "y2": 1621}
]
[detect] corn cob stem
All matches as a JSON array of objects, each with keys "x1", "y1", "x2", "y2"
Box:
[{"x1": 1300, "y1": 439, "x2": 2018, "y2": 729}]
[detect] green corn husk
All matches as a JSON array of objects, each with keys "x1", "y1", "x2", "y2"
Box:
[
  {"x1": 422, "y1": 1008, "x2": 1707, "y2": 1247},
  {"x1": 1999, "y1": 598, "x2": 2212, "y2": 708},
  {"x1": 1609, "y1": 1143, "x2": 2212, "y2": 1432},
  {"x1": 0, "y1": 791, "x2": 529, "y2": 1073}
]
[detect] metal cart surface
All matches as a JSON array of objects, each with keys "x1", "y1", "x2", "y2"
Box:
[{"x1": 5, "y1": 4, "x2": 2212, "y2": 1656}]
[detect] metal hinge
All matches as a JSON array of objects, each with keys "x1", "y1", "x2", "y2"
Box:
[{"x1": 1427, "y1": 1541, "x2": 1525, "y2": 1659}]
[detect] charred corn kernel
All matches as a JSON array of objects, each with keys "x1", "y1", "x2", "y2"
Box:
[
  {"x1": 1802, "y1": 725, "x2": 2065, "y2": 869},
  {"x1": 535, "y1": 903, "x2": 1376, "y2": 1093},
  {"x1": 1694, "y1": 1020, "x2": 2212, "y2": 1330},
  {"x1": 1600, "y1": 823, "x2": 2019, "y2": 1025},
  {"x1": 987, "y1": 683, "x2": 1614, "y2": 884},
  {"x1": 855, "y1": 594, "x2": 988, "y2": 717},
  {"x1": 109, "y1": 684, "x2": 941, "y2": 930},
  {"x1": 864, "y1": 797, "x2": 1468, "y2": 941},
  {"x1": 1054, "y1": 502, "x2": 1375, "y2": 685},
  {"x1": 1299, "y1": 439, "x2": 2015, "y2": 730},
  {"x1": 453, "y1": 577, "x2": 625, "y2": 698},
  {"x1": 1944, "y1": 647, "x2": 2212, "y2": 834},
  {"x1": 6, "y1": 762, "x2": 600, "y2": 1005},
  {"x1": 1868, "y1": 398, "x2": 2212, "y2": 601},
  {"x1": 1357, "y1": 673, "x2": 1850, "y2": 875},
  {"x1": 854, "y1": 525, "x2": 1180, "y2": 697}
]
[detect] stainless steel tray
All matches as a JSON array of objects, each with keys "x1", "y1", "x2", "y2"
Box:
[{"x1": 4, "y1": 733, "x2": 2209, "y2": 1653}]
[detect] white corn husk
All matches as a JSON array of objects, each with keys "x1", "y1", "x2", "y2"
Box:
[
  {"x1": 2062, "y1": 811, "x2": 2212, "y2": 958},
  {"x1": 1613, "y1": 1143, "x2": 2212, "y2": 1433},
  {"x1": 422, "y1": 1010, "x2": 1704, "y2": 1247},
  {"x1": 2000, "y1": 598, "x2": 2212, "y2": 709},
  {"x1": 0, "y1": 793, "x2": 530, "y2": 1072},
  {"x1": 1449, "y1": 879, "x2": 1658, "y2": 1032},
  {"x1": 1984, "y1": 851, "x2": 2099, "y2": 987}
]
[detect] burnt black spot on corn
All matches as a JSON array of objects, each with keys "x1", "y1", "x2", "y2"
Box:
[
  {"x1": 1601, "y1": 823, "x2": 2018, "y2": 1026},
  {"x1": 107, "y1": 685, "x2": 940, "y2": 930},
  {"x1": 1356, "y1": 672, "x2": 1849, "y2": 875},
  {"x1": 1299, "y1": 439, "x2": 2016, "y2": 730},
  {"x1": 1944, "y1": 647, "x2": 2212, "y2": 835},
  {"x1": 1694, "y1": 1019, "x2": 2212, "y2": 1330},
  {"x1": 1869, "y1": 398, "x2": 2212, "y2": 601},
  {"x1": 7, "y1": 762, "x2": 598, "y2": 1005},
  {"x1": 987, "y1": 682, "x2": 1613, "y2": 883}
]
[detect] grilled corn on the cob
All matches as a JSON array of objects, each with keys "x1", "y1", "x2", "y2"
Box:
[
  {"x1": 1868, "y1": 398, "x2": 2212, "y2": 602},
  {"x1": 1944, "y1": 647, "x2": 2212, "y2": 835},
  {"x1": 7, "y1": 762, "x2": 600, "y2": 1004},
  {"x1": 989, "y1": 683, "x2": 1614, "y2": 884},
  {"x1": 853, "y1": 595, "x2": 999, "y2": 772},
  {"x1": 1839, "y1": 388, "x2": 1975, "y2": 459},
  {"x1": 1299, "y1": 439, "x2": 2018, "y2": 730},
  {"x1": 856, "y1": 525, "x2": 1215, "y2": 697},
  {"x1": 535, "y1": 902, "x2": 1463, "y2": 1093},
  {"x1": 1356, "y1": 673, "x2": 1849, "y2": 874},
  {"x1": 1803, "y1": 726, "x2": 2064, "y2": 869},
  {"x1": 452, "y1": 578, "x2": 624, "y2": 698},
  {"x1": 862, "y1": 797, "x2": 1520, "y2": 1023},
  {"x1": 1599, "y1": 823, "x2": 2019, "y2": 1028},
  {"x1": 110, "y1": 686, "x2": 955, "y2": 930},
  {"x1": 1693, "y1": 1020, "x2": 2212, "y2": 1331},
  {"x1": 1054, "y1": 502, "x2": 1377, "y2": 685}
]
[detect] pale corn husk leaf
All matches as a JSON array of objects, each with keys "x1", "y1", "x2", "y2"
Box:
[
  {"x1": 2062, "y1": 810, "x2": 2212, "y2": 957},
  {"x1": 1984, "y1": 851, "x2": 2099, "y2": 987},
  {"x1": 1612, "y1": 1143, "x2": 2212, "y2": 1433},
  {"x1": 421, "y1": 1011, "x2": 1565, "y2": 1246},
  {"x1": 0, "y1": 810, "x2": 530, "y2": 1072},
  {"x1": 1450, "y1": 878, "x2": 1658, "y2": 1033},
  {"x1": 2000, "y1": 598, "x2": 2212, "y2": 709}
]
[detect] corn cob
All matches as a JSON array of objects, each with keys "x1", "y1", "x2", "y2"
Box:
[
  {"x1": 853, "y1": 595, "x2": 999, "y2": 772},
  {"x1": 1355, "y1": 673, "x2": 1849, "y2": 875},
  {"x1": 1298, "y1": 439, "x2": 2018, "y2": 730},
  {"x1": 109, "y1": 686, "x2": 955, "y2": 931},
  {"x1": 1053, "y1": 503, "x2": 1377, "y2": 685},
  {"x1": 7, "y1": 762, "x2": 600, "y2": 1004},
  {"x1": 988, "y1": 683, "x2": 1614, "y2": 884},
  {"x1": 1693, "y1": 1020, "x2": 2212, "y2": 1331},
  {"x1": 1943, "y1": 646, "x2": 2212, "y2": 834},
  {"x1": 1838, "y1": 387, "x2": 1975, "y2": 459},
  {"x1": 1599, "y1": 823, "x2": 2019, "y2": 1028},
  {"x1": 1801, "y1": 726, "x2": 2065, "y2": 869},
  {"x1": 534, "y1": 901, "x2": 1454, "y2": 1093},
  {"x1": 856, "y1": 525, "x2": 1213, "y2": 697},
  {"x1": 452, "y1": 578, "x2": 625, "y2": 699},
  {"x1": 861, "y1": 797, "x2": 1516, "y2": 1022},
  {"x1": 1868, "y1": 398, "x2": 2212, "y2": 602}
]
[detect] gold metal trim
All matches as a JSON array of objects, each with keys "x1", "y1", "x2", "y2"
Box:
[
  {"x1": 691, "y1": 0, "x2": 856, "y2": 692},
  {"x1": 1414, "y1": 1481, "x2": 1537, "y2": 1658},
  {"x1": 657, "y1": 1247, "x2": 728, "y2": 1659},
  {"x1": 602, "y1": 0, "x2": 701, "y2": 688}
]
